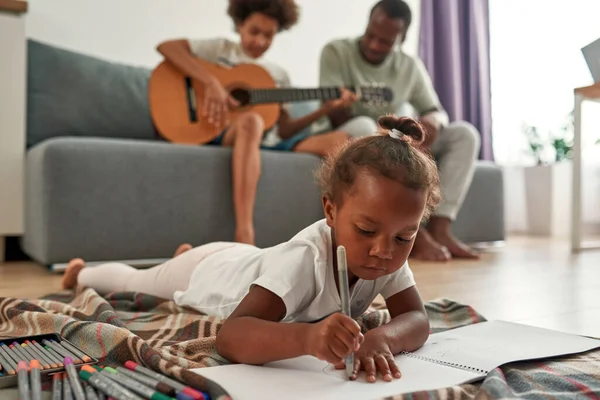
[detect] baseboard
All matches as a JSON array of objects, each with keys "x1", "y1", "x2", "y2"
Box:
[
  {"x1": 49, "y1": 258, "x2": 169, "y2": 273},
  {"x1": 470, "y1": 240, "x2": 506, "y2": 250},
  {"x1": 583, "y1": 222, "x2": 600, "y2": 235}
]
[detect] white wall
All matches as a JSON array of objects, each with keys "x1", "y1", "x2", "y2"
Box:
[{"x1": 26, "y1": 0, "x2": 420, "y2": 87}]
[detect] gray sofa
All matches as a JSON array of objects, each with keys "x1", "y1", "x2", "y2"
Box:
[{"x1": 21, "y1": 40, "x2": 505, "y2": 265}]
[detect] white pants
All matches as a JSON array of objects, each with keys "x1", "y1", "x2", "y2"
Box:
[
  {"x1": 338, "y1": 116, "x2": 481, "y2": 220},
  {"x1": 78, "y1": 242, "x2": 235, "y2": 299},
  {"x1": 335, "y1": 116, "x2": 380, "y2": 138},
  {"x1": 429, "y1": 121, "x2": 480, "y2": 220}
]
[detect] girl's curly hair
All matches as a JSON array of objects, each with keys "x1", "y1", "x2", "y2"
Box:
[{"x1": 315, "y1": 115, "x2": 441, "y2": 221}]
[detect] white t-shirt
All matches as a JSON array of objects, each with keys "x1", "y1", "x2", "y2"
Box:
[
  {"x1": 188, "y1": 37, "x2": 290, "y2": 146},
  {"x1": 173, "y1": 219, "x2": 416, "y2": 323}
]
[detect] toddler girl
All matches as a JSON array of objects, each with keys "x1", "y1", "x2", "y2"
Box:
[{"x1": 62, "y1": 115, "x2": 441, "y2": 383}]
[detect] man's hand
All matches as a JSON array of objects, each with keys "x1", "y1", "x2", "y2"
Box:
[
  {"x1": 419, "y1": 118, "x2": 440, "y2": 149},
  {"x1": 323, "y1": 88, "x2": 357, "y2": 113},
  {"x1": 334, "y1": 330, "x2": 401, "y2": 383}
]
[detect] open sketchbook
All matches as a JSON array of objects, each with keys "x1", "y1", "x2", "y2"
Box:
[{"x1": 192, "y1": 321, "x2": 600, "y2": 400}]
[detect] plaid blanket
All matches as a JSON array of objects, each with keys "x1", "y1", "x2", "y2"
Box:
[{"x1": 0, "y1": 287, "x2": 598, "y2": 399}]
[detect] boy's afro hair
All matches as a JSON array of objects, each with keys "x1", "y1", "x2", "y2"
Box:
[{"x1": 228, "y1": 0, "x2": 300, "y2": 31}]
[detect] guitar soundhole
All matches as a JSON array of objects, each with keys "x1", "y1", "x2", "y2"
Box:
[
  {"x1": 229, "y1": 89, "x2": 251, "y2": 106},
  {"x1": 184, "y1": 77, "x2": 198, "y2": 122}
]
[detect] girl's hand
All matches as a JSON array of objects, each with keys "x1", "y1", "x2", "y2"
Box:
[
  {"x1": 334, "y1": 331, "x2": 401, "y2": 383},
  {"x1": 306, "y1": 313, "x2": 363, "y2": 365}
]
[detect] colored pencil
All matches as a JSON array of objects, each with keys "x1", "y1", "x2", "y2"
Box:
[
  {"x1": 101, "y1": 367, "x2": 172, "y2": 400},
  {"x1": 63, "y1": 372, "x2": 73, "y2": 400},
  {"x1": 32, "y1": 340, "x2": 64, "y2": 367},
  {"x1": 25, "y1": 340, "x2": 57, "y2": 368},
  {"x1": 83, "y1": 381, "x2": 100, "y2": 400},
  {"x1": 49, "y1": 339, "x2": 82, "y2": 363},
  {"x1": 10, "y1": 343, "x2": 31, "y2": 363},
  {"x1": 0, "y1": 350, "x2": 15, "y2": 375},
  {"x1": 21, "y1": 344, "x2": 48, "y2": 369},
  {"x1": 17, "y1": 361, "x2": 30, "y2": 400},
  {"x1": 42, "y1": 345, "x2": 65, "y2": 367},
  {"x1": 115, "y1": 366, "x2": 176, "y2": 397},
  {"x1": 80, "y1": 366, "x2": 144, "y2": 400},
  {"x1": 0, "y1": 344, "x2": 18, "y2": 372},
  {"x1": 52, "y1": 372, "x2": 63, "y2": 400},
  {"x1": 64, "y1": 357, "x2": 86, "y2": 400},
  {"x1": 43, "y1": 340, "x2": 81, "y2": 364},
  {"x1": 29, "y1": 359, "x2": 42, "y2": 400},
  {"x1": 58, "y1": 340, "x2": 92, "y2": 363},
  {"x1": 125, "y1": 361, "x2": 203, "y2": 400}
]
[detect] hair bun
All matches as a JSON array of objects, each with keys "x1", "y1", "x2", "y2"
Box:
[{"x1": 377, "y1": 115, "x2": 425, "y2": 144}]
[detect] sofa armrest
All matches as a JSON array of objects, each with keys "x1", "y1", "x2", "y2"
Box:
[{"x1": 452, "y1": 161, "x2": 505, "y2": 243}]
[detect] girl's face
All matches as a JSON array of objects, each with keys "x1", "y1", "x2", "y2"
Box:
[
  {"x1": 237, "y1": 12, "x2": 279, "y2": 59},
  {"x1": 323, "y1": 171, "x2": 427, "y2": 281}
]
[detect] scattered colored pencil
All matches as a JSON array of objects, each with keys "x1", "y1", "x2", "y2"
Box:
[{"x1": 0, "y1": 340, "x2": 211, "y2": 400}]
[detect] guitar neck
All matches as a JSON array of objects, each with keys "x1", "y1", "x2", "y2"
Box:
[{"x1": 248, "y1": 87, "x2": 347, "y2": 104}]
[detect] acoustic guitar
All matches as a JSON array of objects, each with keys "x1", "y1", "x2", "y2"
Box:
[{"x1": 148, "y1": 58, "x2": 394, "y2": 145}]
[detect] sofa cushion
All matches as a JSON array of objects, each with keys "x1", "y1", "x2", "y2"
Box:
[
  {"x1": 26, "y1": 39, "x2": 157, "y2": 148},
  {"x1": 22, "y1": 137, "x2": 326, "y2": 264}
]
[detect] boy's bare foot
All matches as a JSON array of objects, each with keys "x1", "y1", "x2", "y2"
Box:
[
  {"x1": 235, "y1": 226, "x2": 255, "y2": 246},
  {"x1": 409, "y1": 227, "x2": 451, "y2": 261},
  {"x1": 427, "y1": 217, "x2": 480, "y2": 259},
  {"x1": 62, "y1": 258, "x2": 86, "y2": 289},
  {"x1": 173, "y1": 244, "x2": 193, "y2": 257}
]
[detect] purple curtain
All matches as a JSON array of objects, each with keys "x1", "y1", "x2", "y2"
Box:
[{"x1": 419, "y1": 0, "x2": 494, "y2": 161}]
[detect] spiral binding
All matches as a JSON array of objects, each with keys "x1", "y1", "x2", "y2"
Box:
[{"x1": 400, "y1": 351, "x2": 488, "y2": 375}]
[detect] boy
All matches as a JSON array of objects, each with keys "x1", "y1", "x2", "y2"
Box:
[{"x1": 157, "y1": 0, "x2": 356, "y2": 245}]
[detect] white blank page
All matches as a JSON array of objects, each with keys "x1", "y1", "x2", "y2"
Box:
[
  {"x1": 192, "y1": 354, "x2": 483, "y2": 400},
  {"x1": 412, "y1": 320, "x2": 600, "y2": 373}
]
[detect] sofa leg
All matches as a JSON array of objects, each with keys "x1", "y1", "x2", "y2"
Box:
[{"x1": 0, "y1": 236, "x2": 5, "y2": 263}]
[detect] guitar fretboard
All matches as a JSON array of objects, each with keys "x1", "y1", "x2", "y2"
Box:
[{"x1": 248, "y1": 87, "x2": 344, "y2": 104}]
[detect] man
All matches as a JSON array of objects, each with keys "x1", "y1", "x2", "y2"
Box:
[{"x1": 318, "y1": 0, "x2": 481, "y2": 261}]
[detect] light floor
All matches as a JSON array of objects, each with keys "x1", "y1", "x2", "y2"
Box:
[{"x1": 1, "y1": 235, "x2": 599, "y2": 337}]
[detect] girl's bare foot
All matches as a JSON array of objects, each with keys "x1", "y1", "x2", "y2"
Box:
[
  {"x1": 173, "y1": 243, "x2": 193, "y2": 257},
  {"x1": 62, "y1": 258, "x2": 86, "y2": 289}
]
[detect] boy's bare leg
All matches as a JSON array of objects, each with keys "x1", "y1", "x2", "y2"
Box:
[
  {"x1": 221, "y1": 112, "x2": 264, "y2": 245},
  {"x1": 293, "y1": 131, "x2": 351, "y2": 157}
]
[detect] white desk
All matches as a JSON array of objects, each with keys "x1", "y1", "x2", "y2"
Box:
[
  {"x1": 571, "y1": 82, "x2": 600, "y2": 252},
  {"x1": 0, "y1": 0, "x2": 27, "y2": 261}
]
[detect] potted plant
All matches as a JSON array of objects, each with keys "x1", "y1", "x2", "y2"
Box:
[{"x1": 522, "y1": 112, "x2": 574, "y2": 237}]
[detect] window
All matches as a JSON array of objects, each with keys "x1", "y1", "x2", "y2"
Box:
[{"x1": 489, "y1": 0, "x2": 600, "y2": 165}]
